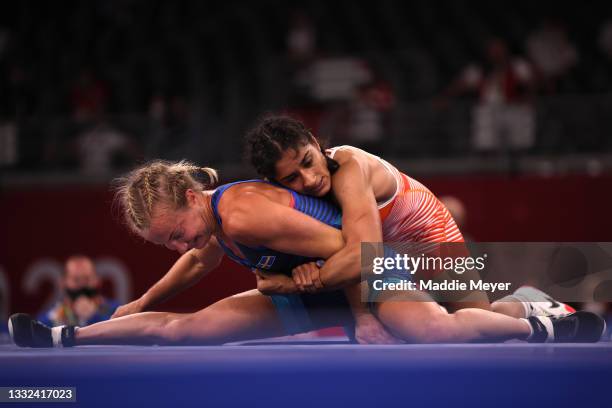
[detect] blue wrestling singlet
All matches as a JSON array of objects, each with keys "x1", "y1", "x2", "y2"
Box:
[
  {"x1": 211, "y1": 180, "x2": 353, "y2": 336},
  {"x1": 211, "y1": 180, "x2": 342, "y2": 273}
]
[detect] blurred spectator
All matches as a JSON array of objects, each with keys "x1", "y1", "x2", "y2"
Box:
[
  {"x1": 146, "y1": 93, "x2": 205, "y2": 161},
  {"x1": 286, "y1": 10, "x2": 318, "y2": 106},
  {"x1": 0, "y1": 122, "x2": 17, "y2": 167},
  {"x1": 439, "y1": 195, "x2": 473, "y2": 241},
  {"x1": 74, "y1": 119, "x2": 139, "y2": 175},
  {"x1": 346, "y1": 81, "x2": 395, "y2": 155},
  {"x1": 440, "y1": 196, "x2": 467, "y2": 229},
  {"x1": 287, "y1": 10, "x2": 316, "y2": 64},
  {"x1": 526, "y1": 18, "x2": 578, "y2": 93},
  {"x1": 318, "y1": 79, "x2": 394, "y2": 155},
  {"x1": 442, "y1": 38, "x2": 536, "y2": 152},
  {"x1": 296, "y1": 57, "x2": 373, "y2": 103},
  {"x1": 38, "y1": 256, "x2": 120, "y2": 327},
  {"x1": 599, "y1": 20, "x2": 612, "y2": 61},
  {"x1": 70, "y1": 68, "x2": 109, "y2": 123},
  {"x1": 0, "y1": 62, "x2": 30, "y2": 167},
  {"x1": 149, "y1": 93, "x2": 167, "y2": 123}
]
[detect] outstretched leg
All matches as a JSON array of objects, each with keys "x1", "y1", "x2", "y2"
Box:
[{"x1": 76, "y1": 290, "x2": 286, "y2": 345}]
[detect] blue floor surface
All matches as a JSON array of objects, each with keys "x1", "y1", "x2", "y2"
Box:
[{"x1": 1, "y1": 342, "x2": 611, "y2": 407}]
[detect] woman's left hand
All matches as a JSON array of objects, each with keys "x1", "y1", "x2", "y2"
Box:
[{"x1": 254, "y1": 269, "x2": 299, "y2": 295}]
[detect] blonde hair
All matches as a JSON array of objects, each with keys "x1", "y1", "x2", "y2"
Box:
[{"x1": 113, "y1": 160, "x2": 218, "y2": 234}]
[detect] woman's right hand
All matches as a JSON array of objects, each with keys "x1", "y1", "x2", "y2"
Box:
[
  {"x1": 292, "y1": 262, "x2": 324, "y2": 293},
  {"x1": 111, "y1": 297, "x2": 146, "y2": 319}
]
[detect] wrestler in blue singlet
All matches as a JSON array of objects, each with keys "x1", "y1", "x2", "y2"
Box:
[
  {"x1": 211, "y1": 180, "x2": 353, "y2": 336},
  {"x1": 211, "y1": 180, "x2": 342, "y2": 273}
]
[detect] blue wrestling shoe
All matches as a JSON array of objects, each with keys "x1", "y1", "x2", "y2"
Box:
[
  {"x1": 527, "y1": 311, "x2": 606, "y2": 343},
  {"x1": 8, "y1": 314, "x2": 76, "y2": 348}
]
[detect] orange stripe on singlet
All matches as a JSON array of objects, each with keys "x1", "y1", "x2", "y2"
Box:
[{"x1": 377, "y1": 173, "x2": 408, "y2": 223}]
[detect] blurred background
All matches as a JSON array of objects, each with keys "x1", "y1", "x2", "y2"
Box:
[{"x1": 1, "y1": 0, "x2": 611, "y2": 327}]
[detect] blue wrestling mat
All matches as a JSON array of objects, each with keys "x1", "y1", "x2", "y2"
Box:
[{"x1": 1, "y1": 342, "x2": 611, "y2": 408}]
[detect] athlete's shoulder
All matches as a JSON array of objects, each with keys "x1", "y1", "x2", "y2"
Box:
[
  {"x1": 216, "y1": 181, "x2": 266, "y2": 207},
  {"x1": 327, "y1": 145, "x2": 364, "y2": 164},
  {"x1": 328, "y1": 146, "x2": 375, "y2": 182},
  {"x1": 217, "y1": 186, "x2": 273, "y2": 240},
  {"x1": 218, "y1": 184, "x2": 266, "y2": 215}
]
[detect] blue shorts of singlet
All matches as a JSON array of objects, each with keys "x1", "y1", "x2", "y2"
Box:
[
  {"x1": 269, "y1": 292, "x2": 355, "y2": 340},
  {"x1": 269, "y1": 277, "x2": 409, "y2": 338}
]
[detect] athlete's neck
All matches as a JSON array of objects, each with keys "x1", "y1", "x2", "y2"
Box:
[{"x1": 200, "y1": 190, "x2": 219, "y2": 235}]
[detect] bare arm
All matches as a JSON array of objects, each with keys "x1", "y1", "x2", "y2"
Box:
[
  {"x1": 310, "y1": 156, "x2": 389, "y2": 337},
  {"x1": 223, "y1": 192, "x2": 346, "y2": 260},
  {"x1": 112, "y1": 237, "x2": 225, "y2": 318},
  {"x1": 318, "y1": 156, "x2": 383, "y2": 288},
  {"x1": 140, "y1": 237, "x2": 225, "y2": 309}
]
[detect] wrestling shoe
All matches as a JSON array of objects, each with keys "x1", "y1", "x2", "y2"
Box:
[
  {"x1": 527, "y1": 311, "x2": 606, "y2": 343},
  {"x1": 8, "y1": 314, "x2": 77, "y2": 348},
  {"x1": 513, "y1": 286, "x2": 575, "y2": 318}
]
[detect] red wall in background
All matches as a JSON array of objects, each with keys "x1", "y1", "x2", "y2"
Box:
[
  {"x1": 423, "y1": 174, "x2": 612, "y2": 242},
  {"x1": 1, "y1": 174, "x2": 611, "y2": 317}
]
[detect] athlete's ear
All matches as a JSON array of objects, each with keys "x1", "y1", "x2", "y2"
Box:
[
  {"x1": 308, "y1": 132, "x2": 321, "y2": 151},
  {"x1": 185, "y1": 189, "x2": 198, "y2": 206}
]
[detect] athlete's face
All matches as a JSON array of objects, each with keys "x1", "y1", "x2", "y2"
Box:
[
  {"x1": 144, "y1": 190, "x2": 213, "y2": 254},
  {"x1": 274, "y1": 141, "x2": 331, "y2": 197}
]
